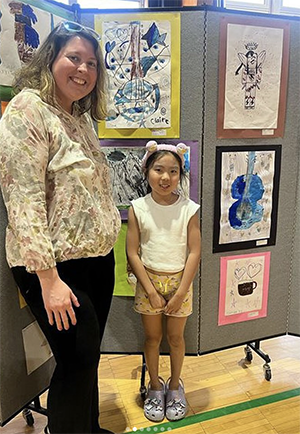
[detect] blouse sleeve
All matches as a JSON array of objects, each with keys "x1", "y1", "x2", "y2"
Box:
[{"x1": 0, "y1": 92, "x2": 56, "y2": 272}]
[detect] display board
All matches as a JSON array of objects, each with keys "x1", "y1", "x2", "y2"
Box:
[
  {"x1": 287, "y1": 25, "x2": 300, "y2": 338},
  {"x1": 100, "y1": 8, "x2": 300, "y2": 354},
  {"x1": 100, "y1": 10, "x2": 204, "y2": 355},
  {"x1": 198, "y1": 11, "x2": 300, "y2": 353}
]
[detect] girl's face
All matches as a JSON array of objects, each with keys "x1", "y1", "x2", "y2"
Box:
[
  {"x1": 147, "y1": 153, "x2": 181, "y2": 203},
  {"x1": 51, "y1": 35, "x2": 98, "y2": 113}
]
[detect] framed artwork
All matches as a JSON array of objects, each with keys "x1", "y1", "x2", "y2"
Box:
[
  {"x1": 218, "y1": 252, "x2": 271, "y2": 326},
  {"x1": 217, "y1": 15, "x2": 290, "y2": 139},
  {"x1": 95, "y1": 12, "x2": 180, "y2": 139},
  {"x1": 213, "y1": 145, "x2": 281, "y2": 253}
]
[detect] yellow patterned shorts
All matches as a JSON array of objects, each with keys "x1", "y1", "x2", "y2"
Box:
[{"x1": 134, "y1": 269, "x2": 193, "y2": 317}]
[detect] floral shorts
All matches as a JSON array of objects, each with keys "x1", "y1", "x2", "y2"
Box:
[{"x1": 134, "y1": 269, "x2": 193, "y2": 317}]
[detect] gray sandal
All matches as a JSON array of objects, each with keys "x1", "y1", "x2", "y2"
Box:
[
  {"x1": 144, "y1": 377, "x2": 165, "y2": 422},
  {"x1": 165, "y1": 377, "x2": 187, "y2": 421}
]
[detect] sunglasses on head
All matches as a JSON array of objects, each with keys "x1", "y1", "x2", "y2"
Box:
[{"x1": 58, "y1": 21, "x2": 101, "y2": 41}]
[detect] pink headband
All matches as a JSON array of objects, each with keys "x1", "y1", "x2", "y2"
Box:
[{"x1": 141, "y1": 140, "x2": 188, "y2": 169}]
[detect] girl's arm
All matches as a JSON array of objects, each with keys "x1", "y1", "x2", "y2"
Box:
[
  {"x1": 126, "y1": 206, "x2": 166, "y2": 310},
  {"x1": 164, "y1": 213, "x2": 201, "y2": 315}
]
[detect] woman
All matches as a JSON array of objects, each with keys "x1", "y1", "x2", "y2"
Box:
[{"x1": 0, "y1": 21, "x2": 121, "y2": 434}]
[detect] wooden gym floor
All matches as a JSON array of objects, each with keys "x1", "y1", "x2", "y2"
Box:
[{"x1": 0, "y1": 334, "x2": 299, "y2": 434}]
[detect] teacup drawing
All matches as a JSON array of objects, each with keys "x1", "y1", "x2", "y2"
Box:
[{"x1": 238, "y1": 281, "x2": 257, "y2": 296}]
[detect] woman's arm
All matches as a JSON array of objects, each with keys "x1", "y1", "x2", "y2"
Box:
[
  {"x1": 164, "y1": 213, "x2": 201, "y2": 315},
  {"x1": 0, "y1": 93, "x2": 80, "y2": 330},
  {"x1": 0, "y1": 93, "x2": 56, "y2": 272},
  {"x1": 126, "y1": 206, "x2": 166, "y2": 310}
]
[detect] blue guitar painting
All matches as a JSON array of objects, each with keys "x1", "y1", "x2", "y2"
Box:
[{"x1": 229, "y1": 151, "x2": 265, "y2": 229}]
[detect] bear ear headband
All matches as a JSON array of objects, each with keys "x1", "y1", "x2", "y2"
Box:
[{"x1": 141, "y1": 140, "x2": 188, "y2": 169}]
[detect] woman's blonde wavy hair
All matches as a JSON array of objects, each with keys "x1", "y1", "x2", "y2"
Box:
[{"x1": 13, "y1": 22, "x2": 107, "y2": 122}]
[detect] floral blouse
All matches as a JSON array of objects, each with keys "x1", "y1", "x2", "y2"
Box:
[{"x1": 0, "y1": 89, "x2": 121, "y2": 272}]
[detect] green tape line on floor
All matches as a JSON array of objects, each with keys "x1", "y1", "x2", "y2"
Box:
[{"x1": 125, "y1": 387, "x2": 300, "y2": 433}]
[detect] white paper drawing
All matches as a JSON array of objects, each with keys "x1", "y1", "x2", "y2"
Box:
[
  {"x1": 103, "y1": 19, "x2": 171, "y2": 129},
  {"x1": 224, "y1": 255, "x2": 266, "y2": 316},
  {"x1": 224, "y1": 24, "x2": 284, "y2": 129}
]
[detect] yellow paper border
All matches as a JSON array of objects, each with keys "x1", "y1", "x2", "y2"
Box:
[{"x1": 95, "y1": 12, "x2": 180, "y2": 139}]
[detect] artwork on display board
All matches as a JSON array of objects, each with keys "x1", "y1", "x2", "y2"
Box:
[
  {"x1": 101, "y1": 139, "x2": 199, "y2": 221},
  {"x1": 213, "y1": 145, "x2": 281, "y2": 253},
  {"x1": 0, "y1": 0, "x2": 74, "y2": 106},
  {"x1": 95, "y1": 12, "x2": 180, "y2": 139},
  {"x1": 217, "y1": 15, "x2": 290, "y2": 139},
  {"x1": 218, "y1": 252, "x2": 270, "y2": 325}
]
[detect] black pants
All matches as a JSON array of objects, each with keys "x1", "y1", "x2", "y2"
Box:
[{"x1": 12, "y1": 251, "x2": 115, "y2": 434}]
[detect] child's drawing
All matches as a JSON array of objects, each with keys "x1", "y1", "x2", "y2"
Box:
[
  {"x1": 103, "y1": 19, "x2": 171, "y2": 129},
  {"x1": 223, "y1": 23, "x2": 284, "y2": 130},
  {"x1": 218, "y1": 252, "x2": 270, "y2": 325},
  {"x1": 102, "y1": 147, "x2": 148, "y2": 209},
  {"x1": 0, "y1": 0, "x2": 53, "y2": 86},
  {"x1": 220, "y1": 149, "x2": 275, "y2": 244},
  {"x1": 235, "y1": 42, "x2": 266, "y2": 110},
  {"x1": 8, "y1": 1, "x2": 40, "y2": 64}
]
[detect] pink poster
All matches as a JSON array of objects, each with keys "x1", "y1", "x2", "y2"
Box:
[{"x1": 218, "y1": 252, "x2": 270, "y2": 325}]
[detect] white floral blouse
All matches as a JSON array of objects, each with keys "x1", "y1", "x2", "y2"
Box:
[{"x1": 0, "y1": 89, "x2": 121, "y2": 272}]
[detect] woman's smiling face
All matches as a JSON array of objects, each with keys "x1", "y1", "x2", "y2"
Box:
[{"x1": 51, "y1": 35, "x2": 98, "y2": 113}]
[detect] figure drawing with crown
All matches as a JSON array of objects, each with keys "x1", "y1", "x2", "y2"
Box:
[{"x1": 235, "y1": 42, "x2": 266, "y2": 110}]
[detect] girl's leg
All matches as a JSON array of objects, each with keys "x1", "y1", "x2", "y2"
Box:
[
  {"x1": 166, "y1": 316, "x2": 188, "y2": 389},
  {"x1": 141, "y1": 314, "x2": 163, "y2": 390}
]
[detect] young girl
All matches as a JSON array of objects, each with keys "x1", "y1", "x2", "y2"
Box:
[{"x1": 126, "y1": 140, "x2": 201, "y2": 422}]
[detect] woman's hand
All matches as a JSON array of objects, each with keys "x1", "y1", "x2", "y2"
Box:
[
  {"x1": 36, "y1": 268, "x2": 80, "y2": 331},
  {"x1": 148, "y1": 290, "x2": 166, "y2": 310},
  {"x1": 164, "y1": 292, "x2": 185, "y2": 315}
]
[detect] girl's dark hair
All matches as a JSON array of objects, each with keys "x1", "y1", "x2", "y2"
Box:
[
  {"x1": 144, "y1": 150, "x2": 186, "y2": 193},
  {"x1": 12, "y1": 23, "x2": 107, "y2": 121}
]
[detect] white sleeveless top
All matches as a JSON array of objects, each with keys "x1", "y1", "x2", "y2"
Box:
[{"x1": 131, "y1": 193, "x2": 200, "y2": 273}]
